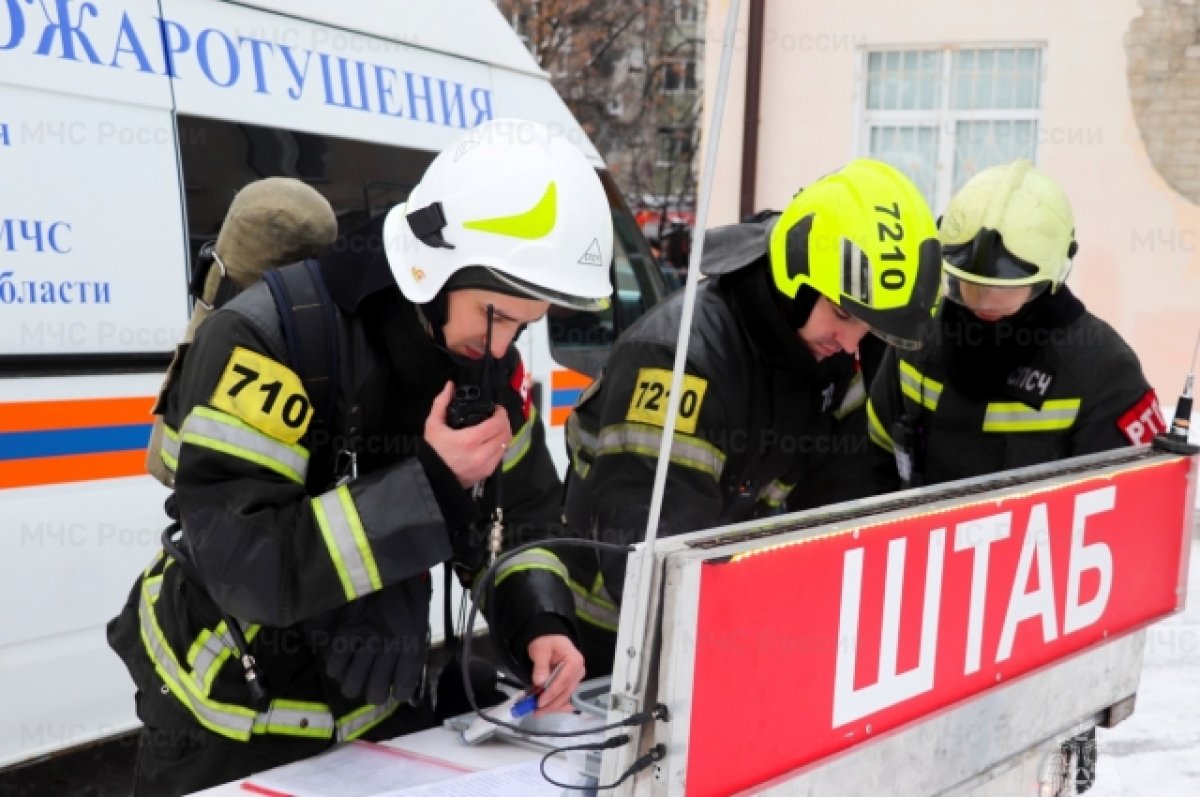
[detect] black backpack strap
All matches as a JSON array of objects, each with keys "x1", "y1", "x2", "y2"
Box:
[{"x1": 262, "y1": 260, "x2": 341, "y2": 444}]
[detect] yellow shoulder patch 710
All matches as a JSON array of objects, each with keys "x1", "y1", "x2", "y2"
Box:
[
  {"x1": 210, "y1": 347, "x2": 312, "y2": 444},
  {"x1": 626, "y1": 367, "x2": 708, "y2": 434}
]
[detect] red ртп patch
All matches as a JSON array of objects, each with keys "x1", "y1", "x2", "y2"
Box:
[
  {"x1": 1117, "y1": 389, "x2": 1166, "y2": 445},
  {"x1": 511, "y1": 357, "x2": 533, "y2": 421}
]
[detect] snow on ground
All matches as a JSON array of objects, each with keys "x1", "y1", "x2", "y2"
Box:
[{"x1": 1091, "y1": 534, "x2": 1200, "y2": 796}]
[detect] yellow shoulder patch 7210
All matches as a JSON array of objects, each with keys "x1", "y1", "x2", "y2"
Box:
[
  {"x1": 626, "y1": 367, "x2": 708, "y2": 434},
  {"x1": 210, "y1": 347, "x2": 312, "y2": 444}
]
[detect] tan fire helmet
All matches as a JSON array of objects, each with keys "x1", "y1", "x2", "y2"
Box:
[{"x1": 146, "y1": 177, "x2": 337, "y2": 486}]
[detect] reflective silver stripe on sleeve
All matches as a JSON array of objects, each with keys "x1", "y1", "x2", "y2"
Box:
[
  {"x1": 160, "y1": 424, "x2": 181, "y2": 472},
  {"x1": 566, "y1": 412, "x2": 600, "y2": 479},
  {"x1": 867, "y1": 399, "x2": 894, "y2": 453},
  {"x1": 496, "y1": 549, "x2": 570, "y2": 587},
  {"x1": 312, "y1": 486, "x2": 382, "y2": 601},
  {"x1": 337, "y1": 697, "x2": 403, "y2": 741},
  {"x1": 898, "y1": 360, "x2": 943, "y2": 412},
  {"x1": 596, "y1": 423, "x2": 726, "y2": 480},
  {"x1": 497, "y1": 550, "x2": 619, "y2": 631},
  {"x1": 502, "y1": 406, "x2": 537, "y2": 473},
  {"x1": 572, "y1": 573, "x2": 620, "y2": 632},
  {"x1": 180, "y1": 406, "x2": 309, "y2": 484},
  {"x1": 834, "y1": 373, "x2": 866, "y2": 420},
  {"x1": 758, "y1": 480, "x2": 794, "y2": 508},
  {"x1": 566, "y1": 412, "x2": 599, "y2": 456}
]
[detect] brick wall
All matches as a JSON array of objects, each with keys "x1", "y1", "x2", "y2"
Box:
[{"x1": 1127, "y1": 0, "x2": 1200, "y2": 201}]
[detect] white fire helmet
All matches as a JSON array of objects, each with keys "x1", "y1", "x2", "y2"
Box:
[{"x1": 383, "y1": 118, "x2": 614, "y2": 311}]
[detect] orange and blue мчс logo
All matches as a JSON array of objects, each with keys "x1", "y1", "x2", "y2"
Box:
[
  {"x1": 549, "y1": 369, "x2": 592, "y2": 427},
  {"x1": 0, "y1": 396, "x2": 154, "y2": 489}
]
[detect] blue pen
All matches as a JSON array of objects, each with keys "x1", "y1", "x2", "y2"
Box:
[{"x1": 511, "y1": 662, "x2": 564, "y2": 719}]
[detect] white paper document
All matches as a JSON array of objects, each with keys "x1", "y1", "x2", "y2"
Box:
[
  {"x1": 379, "y1": 758, "x2": 581, "y2": 796},
  {"x1": 240, "y1": 741, "x2": 472, "y2": 797}
]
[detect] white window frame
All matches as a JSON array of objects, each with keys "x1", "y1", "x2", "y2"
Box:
[{"x1": 854, "y1": 43, "x2": 1047, "y2": 212}]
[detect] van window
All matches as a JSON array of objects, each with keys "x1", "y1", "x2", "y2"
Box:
[
  {"x1": 547, "y1": 173, "x2": 667, "y2": 377},
  {"x1": 178, "y1": 116, "x2": 436, "y2": 254},
  {"x1": 180, "y1": 118, "x2": 665, "y2": 379}
]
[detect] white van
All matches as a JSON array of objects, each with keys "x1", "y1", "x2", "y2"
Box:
[{"x1": 0, "y1": 0, "x2": 669, "y2": 772}]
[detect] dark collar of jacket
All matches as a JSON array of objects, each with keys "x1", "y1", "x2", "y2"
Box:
[
  {"x1": 319, "y1": 214, "x2": 397, "y2": 313},
  {"x1": 935, "y1": 286, "x2": 1088, "y2": 400},
  {"x1": 699, "y1": 213, "x2": 779, "y2": 278}
]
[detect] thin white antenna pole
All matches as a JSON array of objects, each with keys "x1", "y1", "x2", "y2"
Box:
[{"x1": 619, "y1": 0, "x2": 744, "y2": 698}]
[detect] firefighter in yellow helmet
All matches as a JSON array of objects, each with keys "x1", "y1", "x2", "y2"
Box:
[
  {"x1": 560, "y1": 159, "x2": 943, "y2": 673},
  {"x1": 868, "y1": 157, "x2": 1166, "y2": 797},
  {"x1": 865, "y1": 159, "x2": 1165, "y2": 795},
  {"x1": 867, "y1": 159, "x2": 1165, "y2": 490}
]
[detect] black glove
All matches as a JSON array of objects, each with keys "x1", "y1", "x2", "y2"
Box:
[{"x1": 319, "y1": 579, "x2": 431, "y2": 705}]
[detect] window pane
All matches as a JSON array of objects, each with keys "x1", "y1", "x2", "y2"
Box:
[
  {"x1": 953, "y1": 120, "x2": 1037, "y2": 191},
  {"x1": 952, "y1": 47, "x2": 1041, "y2": 110},
  {"x1": 865, "y1": 49, "x2": 940, "y2": 110},
  {"x1": 1014, "y1": 49, "x2": 1041, "y2": 108},
  {"x1": 869, "y1": 125, "x2": 938, "y2": 203},
  {"x1": 994, "y1": 49, "x2": 1015, "y2": 108},
  {"x1": 177, "y1": 115, "x2": 429, "y2": 243}
]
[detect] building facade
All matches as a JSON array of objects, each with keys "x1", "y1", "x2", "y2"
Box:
[{"x1": 703, "y1": 0, "x2": 1200, "y2": 395}]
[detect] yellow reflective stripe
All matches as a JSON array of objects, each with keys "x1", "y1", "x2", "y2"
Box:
[
  {"x1": 337, "y1": 698, "x2": 402, "y2": 741},
  {"x1": 983, "y1": 399, "x2": 1082, "y2": 432},
  {"x1": 181, "y1": 406, "x2": 309, "y2": 484},
  {"x1": 186, "y1": 623, "x2": 222, "y2": 669},
  {"x1": 251, "y1": 699, "x2": 335, "y2": 739},
  {"x1": 463, "y1": 181, "x2": 556, "y2": 240},
  {"x1": 138, "y1": 577, "x2": 389, "y2": 741},
  {"x1": 898, "y1": 360, "x2": 942, "y2": 411},
  {"x1": 160, "y1": 424, "x2": 180, "y2": 472},
  {"x1": 192, "y1": 623, "x2": 261, "y2": 698},
  {"x1": 572, "y1": 572, "x2": 619, "y2": 631},
  {"x1": 496, "y1": 549, "x2": 569, "y2": 588},
  {"x1": 758, "y1": 480, "x2": 794, "y2": 509},
  {"x1": 571, "y1": 457, "x2": 591, "y2": 481},
  {"x1": 144, "y1": 574, "x2": 163, "y2": 603},
  {"x1": 143, "y1": 549, "x2": 164, "y2": 577},
  {"x1": 834, "y1": 373, "x2": 866, "y2": 420},
  {"x1": 137, "y1": 578, "x2": 258, "y2": 740},
  {"x1": 502, "y1": 406, "x2": 537, "y2": 473},
  {"x1": 312, "y1": 485, "x2": 383, "y2": 601},
  {"x1": 566, "y1": 412, "x2": 597, "y2": 480},
  {"x1": 596, "y1": 423, "x2": 726, "y2": 480},
  {"x1": 566, "y1": 412, "x2": 598, "y2": 457},
  {"x1": 867, "y1": 399, "x2": 894, "y2": 453},
  {"x1": 493, "y1": 549, "x2": 619, "y2": 630}
]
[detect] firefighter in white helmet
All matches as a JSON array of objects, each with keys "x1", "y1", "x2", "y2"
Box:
[{"x1": 109, "y1": 119, "x2": 611, "y2": 795}]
